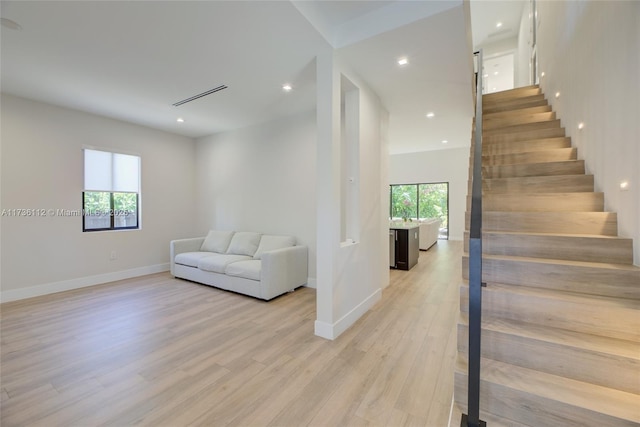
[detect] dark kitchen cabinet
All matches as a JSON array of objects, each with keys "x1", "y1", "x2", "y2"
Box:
[{"x1": 389, "y1": 225, "x2": 419, "y2": 270}]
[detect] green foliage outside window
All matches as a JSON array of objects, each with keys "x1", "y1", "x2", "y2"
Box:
[
  {"x1": 83, "y1": 191, "x2": 138, "y2": 231},
  {"x1": 391, "y1": 185, "x2": 417, "y2": 220},
  {"x1": 84, "y1": 191, "x2": 110, "y2": 213},
  {"x1": 418, "y1": 183, "x2": 448, "y2": 230},
  {"x1": 390, "y1": 182, "x2": 448, "y2": 237}
]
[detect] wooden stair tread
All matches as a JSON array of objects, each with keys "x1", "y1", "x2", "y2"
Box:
[
  {"x1": 481, "y1": 192, "x2": 604, "y2": 212},
  {"x1": 482, "y1": 147, "x2": 577, "y2": 165},
  {"x1": 455, "y1": 357, "x2": 640, "y2": 424},
  {"x1": 483, "y1": 105, "x2": 552, "y2": 120},
  {"x1": 461, "y1": 278, "x2": 640, "y2": 305},
  {"x1": 483, "y1": 136, "x2": 571, "y2": 149},
  {"x1": 483, "y1": 112, "x2": 557, "y2": 130},
  {"x1": 466, "y1": 211, "x2": 618, "y2": 236},
  {"x1": 483, "y1": 93, "x2": 543, "y2": 106},
  {"x1": 483, "y1": 119, "x2": 562, "y2": 135},
  {"x1": 460, "y1": 281, "x2": 640, "y2": 341},
  {"x1": 482, "y1": 159, "x2": 585, "y2": 178},
  {"x1": 482, "y1": 97, "x2": 548, "y2": 115},
  {"x1": 462, "y1": 254, "x2": 640, "y2": 300},
  {"x1": 459, "y1": 312, "x2": 640, "y2": 361},
  {"x1": 483, "y1": 127, "x2": 567, "y2": 144},
  {"x1": 466, "y1": 252, "x2": 640, "y2": 272},
  {"x1": 464, "y1": 228, "x2": 633, "y2": 264},
  {"x1": 478, "y1": 230, "x2": 630, "y2": 240},
  {"x1": 482, "y1": 85, "x2": 540, "y2": 100},
  {"x1": 482, "y1": 174, "x2": 594, "y2": 193}
]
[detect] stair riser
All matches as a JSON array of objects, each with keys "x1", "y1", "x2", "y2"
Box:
[
  {"x1": 462, "y1": 256, "x2": 640, "y2": 299},
  {"x1": 482, "y1": 160, "x2": 585, "y2": 178},
  {"x1": 463, "y1": 232, "x2": 633, "y2": 264},
  {"x1": 482, "y1": 137, "x2": 571, "y2": 155},
  {"x1": 483, "y1": 119, "x2": 562, "y2": 137},
  {"x1": 483, "y1": 127, "x2": 566, "y2": 144},
  {"x1": 457, "y1": 325, "x2": 640, "y2": 395},
  {"x1": 480, "y1": 175, "x2": 594, "y2": 194},
  {"x1": 483, "y1": 112, "x2": 556, "y2": 130},
  {"x1": 483, "y1": 97, "x2": 547, "y2": 115},
  {"x1": 459, "y1": 285, "x2": 640, "y2": 341},
  {"x1": 454, "y1": 372, "x2": 638, "y2": 427},
  {"x1": 483, "y1": 86, "x2": 541, "y2": 102},
  {"x1": 465, "y1": 212, "x2": 618, "y2": 235},
  {"x1": 484, "y1": 105, "x2": 552, "y2": 121},
  {"x1": 483, "y1": 94, "x2": 544, "y2": 108},
  {"x1": 482, "y1": 148, "x2": 577, "y2": 165},
  {"x1": 478, "y1": 193, "x2": 604, "y2": 212}
]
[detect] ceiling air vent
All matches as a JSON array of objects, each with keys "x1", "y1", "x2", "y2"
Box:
[{"x1": 172, "y1": 85, "x2": 228, "y2": 107}]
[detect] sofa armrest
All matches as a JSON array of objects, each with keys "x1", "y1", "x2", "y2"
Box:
[
  {"x1": 260, "y1": 246, "x2": 308, "y2": 300},
  {"x1": 170, "y1": 237, "x2": 205, "y2": 276}
]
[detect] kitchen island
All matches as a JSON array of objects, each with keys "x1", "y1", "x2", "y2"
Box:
[{"x1": 389, "y1": 223, "x2": 420, "y2": 270}]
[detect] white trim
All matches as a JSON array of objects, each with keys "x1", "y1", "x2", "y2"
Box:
[
  {"x1": 305, "y1": 277, "x2": 317, "y2": 289},
  {"x1": 447, "y1": 393, "x2": 455, "y2": 427},
  {"x1": 0, "y1": 263, "x2": 169, "y2": 303},
  {"x1": 314, "y1": 287, "x2": 382, "y2": 340},
  {"x1": 82, "y1": 144, "x2": 141, "y2": 157},
  {"x1": 314, "y1": 320, "x2": 334, "y2": 340}
]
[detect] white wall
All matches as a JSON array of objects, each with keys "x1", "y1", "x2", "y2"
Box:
[
  {"x1": 515, "y1": 1, "x2": 532, "y2": 87},
  {"x1": 315, "y1": 51, "x2": 388, "y2": 339},
  {"x1": 195, "y1": 110, "x2": 317, "y2": 280},
  {"x1": 389, "y1": 147, "x2": 469, "y2": 241},
  {"x1": 0, "y1": 94, "x2": 198, "y2": 301},
  {"x1": 537, "y1": 0, "x2": 640, "y2": 265}
]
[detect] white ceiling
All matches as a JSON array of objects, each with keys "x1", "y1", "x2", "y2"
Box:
[
  {"x1": 1, "y1": 1, "x2": 525, "y2": 155},
  {"x1": 470, "y1": 0, "x2": 526, "y2": 95},
  {"x1": 470, "y1": 0, "x2": 525, "y2": 48}
]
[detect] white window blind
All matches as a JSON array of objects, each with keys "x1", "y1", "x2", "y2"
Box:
[{"x1": 84, "y1": 149, "x2": 140, "y2": 192}]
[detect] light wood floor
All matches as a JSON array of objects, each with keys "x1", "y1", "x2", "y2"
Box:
[{"x1": 1, "y1": 241, "x2": 462, "y2": 427}]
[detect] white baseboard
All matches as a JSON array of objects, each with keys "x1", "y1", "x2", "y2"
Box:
[
  {"x1": 314, "y1": 287, "x2": 381, "y2": 340},
  {"x1": 0, "y1": 263, "x2": 170, "y2": 303}
]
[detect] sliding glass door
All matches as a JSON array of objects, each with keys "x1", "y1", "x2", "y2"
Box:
[{"x1": 390, "y1": 182, "x2": 448, "y2": 239}]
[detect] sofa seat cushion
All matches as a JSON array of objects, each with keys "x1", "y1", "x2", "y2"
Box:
[
  {"x1": 197, "y1": 253, "x2": 252, "y2": 274},
  {"x1": 225, "y1": 260, "x2": 262, "y2": 281},
  {"x1": 175, "y1": 252, "x2": 216, "y2": 268}
]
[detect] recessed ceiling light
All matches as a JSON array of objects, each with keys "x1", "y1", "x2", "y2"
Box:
[
  {"x1": 493, "y1": 87, "x2": 497, "y2": 91},
  {"x1": 555, "y1": 92, "x2": 561, "y2": 98},
  {"x1": 282, "y1": 84, "x2": 292, "y2": 92},
  {"x1": 496, "y1": 22, "x2": 503, "y2": 28},
  {"x1": 176, "y1": 118, "x2": 185, "y2": 123},
  {"x1": 426, "y1": 112, "x2": 435, "y2": 118},
  {"x1": 1, "y1": 18, "x2": 22, "y2": 31},
  {"x1": 442, "y1": 140, "x2": 448, "y2": 144},
  {"x1": 620, "y1": 181, "x2": 629, "y2": 190},
  {"x1": 494, "y1": 71, "x2": 499, "y2": 75},
  {"x1": 483, "y1": 74, "x2": 489, "y2": 78},
  {"x1": 541, "y1": 72, "x2": 545, "y2": 78},
  {"x1": 578, "y1": 122, "x2": 584, "y2": 130},
  {"x1": 398, "y1": 57, "x2": 408, "y2": 66}
]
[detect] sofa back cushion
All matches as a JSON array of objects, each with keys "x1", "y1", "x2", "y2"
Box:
[
  {"x1": 226, "y1": 231, "x2": 262, "y2": 257},
  {"x1": 253, "y1": 235, "x2": 296, "y2": 259},
  {"x1": 200, "y1": 230, "x2": 235, "y2": 253}
]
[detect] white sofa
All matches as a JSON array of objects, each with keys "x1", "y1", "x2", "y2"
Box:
[
  {"x1": 419, "y1": 219, "x2": 440, "y2": 250},
  {"x1": 170, "y1": 230, "x2": 308, "y2": 300}
]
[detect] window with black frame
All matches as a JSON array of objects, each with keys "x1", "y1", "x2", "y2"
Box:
[
  {"x1": 83, "y1": 149, "x2": 140, "y2": 232},
  {"x1": 390, "y1": 182, "x2": 448, "y2": 239}
]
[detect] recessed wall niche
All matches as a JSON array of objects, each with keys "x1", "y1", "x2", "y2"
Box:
[{"x1": 340, "y1": 74, "x2": 360, "y2": 245}]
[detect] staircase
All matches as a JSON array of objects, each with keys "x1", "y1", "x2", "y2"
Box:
[{"x1": 454, "y1": 85, "x2": 640, "y2": 426}]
